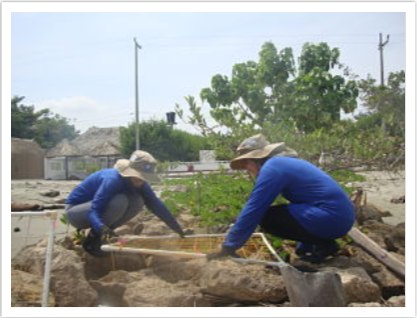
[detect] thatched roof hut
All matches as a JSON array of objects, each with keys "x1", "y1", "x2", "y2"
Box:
[
  {"x1": 12, "y1": 138, "x2": 45, "y2": 179},
  {"x1": 46, "y1": 127, "x2": 121, "y2": 158},
  {"x1": 45, "y1": 138, "x2": 81, "y2": 157}
]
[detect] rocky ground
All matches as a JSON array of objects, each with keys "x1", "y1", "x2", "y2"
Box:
[{"x1": 10, "y1": 171, "x2": 406, "y2": 307}]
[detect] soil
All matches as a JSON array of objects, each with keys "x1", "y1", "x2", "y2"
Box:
[{"x1": 10, "y1": 171, "x2": 406, "y2": 257}]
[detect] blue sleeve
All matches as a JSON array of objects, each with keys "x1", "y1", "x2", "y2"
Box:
[
  {"x1": 139, "y1": 182, "x2": 184, "y2": 235},
  {"x1": 223, "y1": 164, "x2": 287, "y2": 250},
  {"x1": 89, "y1": 177, "x2": 123, "y2": 232}
]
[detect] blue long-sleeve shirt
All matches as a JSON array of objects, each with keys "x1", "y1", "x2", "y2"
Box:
[
  {"x1": 223, "y1": 157, "x2": 355, "y2": 250},
  {"x1": 66, "y1": 168, "x2": 183, "y2": 234}
]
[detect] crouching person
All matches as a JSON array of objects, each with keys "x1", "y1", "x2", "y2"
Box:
[
  {"x1": 207, "y1": 134, "x2": 355, "y2": 264},
  {"x1": 65, "y1": 150, "x2": 185, "y2": 257}
]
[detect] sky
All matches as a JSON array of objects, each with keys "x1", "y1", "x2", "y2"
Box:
[{"x1": 11, "y1": 10, "x2": 406, "y2": 135}]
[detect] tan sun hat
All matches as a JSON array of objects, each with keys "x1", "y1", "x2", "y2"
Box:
[
  {"x1": 114, "y1": 150, "x2": 161, "y2": 183},
  {"x1": 230, "y1": 134, "x2": 298, "y2": 170}
]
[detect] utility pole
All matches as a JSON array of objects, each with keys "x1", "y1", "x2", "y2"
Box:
[
  {"x1": 134, "y1": 38, "x2": 142, "y2": 150},
  {"x1": 378, "y1": 33, "x2": 390, "y2": 86},
  {"x1": 378, "y1": 33, "x2": 389, "y2": 137}
]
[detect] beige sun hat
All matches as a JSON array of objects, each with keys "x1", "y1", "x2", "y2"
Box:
[
  {"x1": 114, "y1": 150, "x2": 161, "y2": 183},
  {"x1": 230, "y1": 134, "x2": 298, "y2": 170}
]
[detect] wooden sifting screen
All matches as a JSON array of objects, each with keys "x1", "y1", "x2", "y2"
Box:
[{"x1": 103, "y1": 233, "x2": 281, "y2": 263}]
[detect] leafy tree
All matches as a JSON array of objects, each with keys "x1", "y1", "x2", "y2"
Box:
[
  {"x1": 119, "y1": 120, "x2": 209, "y2": 162},
  {"x1": 176, "y1": 41, "x2": 358, "y2": 135},
  {"x1": 357, "y1": 71, "x2": 405, "y2": 137},
  {"x1": 11, "y1": 96, "x2": 79, "y2": 148},
  {"x1": 11, "y1": 96, "x2": 48, "y2": 139}
]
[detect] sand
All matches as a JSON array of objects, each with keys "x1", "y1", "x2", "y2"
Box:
[{"x1": 10, "y1": 170, "x2": 406, "y2": 258}]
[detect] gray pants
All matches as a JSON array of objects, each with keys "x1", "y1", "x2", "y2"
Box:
[{"x1": 65, "y1": 192, "x2": 144, "y2": 230}]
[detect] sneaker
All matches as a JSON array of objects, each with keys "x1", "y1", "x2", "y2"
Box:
[{"x1": 299, "y1": 241, "x2": 340, "y2": 264}]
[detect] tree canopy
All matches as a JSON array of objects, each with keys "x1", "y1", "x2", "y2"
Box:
[
  {"x1": 11, "y1": 96, "x2": 79, "y2": 149},
  {"x1": 119, "y1": 120, "x2": 209, "y2": 162},
  {"x1": 177, "y1": 41, "x2": 358, "y2": 134}
]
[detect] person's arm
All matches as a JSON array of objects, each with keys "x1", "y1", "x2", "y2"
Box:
[
  {"x1": 222, "y1": 164, "x2": 287, "y2": 251},
  {"x1": 88, "y1": 177, "x2": 122, "y2": 233},
  {"x1": 139, "y1": 182, "x2": 185, "y2": 236}
]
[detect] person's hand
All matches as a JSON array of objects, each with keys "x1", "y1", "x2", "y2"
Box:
[
  {"x1": 177, "y1": 228, "x2": 194, "y2": 238},
  {"x1": 206, "y1": 246, "x2": 240, "y2": 261},
  {"x1": 98, "y1": 225, "x2": 118, "y2": 243}
]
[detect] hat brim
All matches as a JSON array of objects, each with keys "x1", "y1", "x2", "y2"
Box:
[
  {"x1": 115, "y1": 159, "x2": 161, "y2": 183},
  {"x1": 230, "y1": 142, "x2": 297, "y2": 170}
]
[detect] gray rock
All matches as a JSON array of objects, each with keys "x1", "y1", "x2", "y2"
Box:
[
  {"x1": 323, "y1": 267, "x2": 381, "y2": 304},
  {"x1": 39, "y1": 190, "x2": 60, "y2": 197},
  {"x1": 12, "y1": 269, "x2": 55, "y2": 307},
  {"x1": 386, "y1": 295, "x2": 405, "y2": 307},
  {"x1": 13, "y1": 239, "x2": 98, "y2": 306},
  {"x1": 200, "y1": 260, "x2": 287, "y2": 303},
  {"x1": 372, "y1": 268, "x2": 405, "y2": 299}
]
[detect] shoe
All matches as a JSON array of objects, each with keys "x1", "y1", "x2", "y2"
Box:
[
  {"x1": 295, "y1": 242, "x2": 314, "y2": 256},
  {"x1": 299, "y1": 241, "x2": 339, "y2": 264}
]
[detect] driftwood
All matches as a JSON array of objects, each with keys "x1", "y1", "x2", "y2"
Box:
[
  {"x1": 348, "y1": 227, "x2": 405, "y2": 279},
  {"x1": 11, "y1": 203, "x2": 42, "y2": 211},
  {"x1": 11, "y1": 203, "x2": 65, "y2": 212}
]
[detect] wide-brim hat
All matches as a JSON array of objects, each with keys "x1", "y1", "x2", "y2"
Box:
[
  {"x1": 114, "y1": 150, "x2": 161, "y2": 183},
  {"x1": 230, "y1": 134, "x2": 298, "y2": 170}
]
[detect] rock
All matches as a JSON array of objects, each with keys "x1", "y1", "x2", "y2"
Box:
[
  {"x1": 200, "y1": 260, "x2": 287, "y2": 303},
  {"x1": 131, "y1": 223, "x2": 145, "y2": 235},
  {"x1": 54, "y1": 198, "x2": 67, "y2": 204},
  {"x1": 386, "y1": 295, "x2": 405, "y2": 307},
  {"x1": 140, "y1": 221, "x2": 173, "y2": 236},
  {"x1": 90, "y1": 270, "x2": 133, "y2": 306},
  {"x1": 350, "y1": 247, "x2": 385, "y2": 275},
  {"x1": 323, "y1": 267, "x2": 381, "y2": 303},
  {"x1": 119, "y1": 272, "x2": 209, "y2": 307},
  {"x1": 39, "y1": 190, "x2": 60, "y2": 197},
  {"x1": 84, "y1": 252, "x2": 147, "y2": 280},
  {"x1": 114, "y1": 225, "x2": 132, "y2": 236},
  {"x1": 384, "y1": 223, "x2": 405, "y2": 254},
  {"x1": 348, "y1": 302, "x2": 382, "y2": 307},
  {"x1": 372, "y1": 268, "x2": 405, "y2": 299},
  {"x1": 390, "y1": 195, "x2": 405, "y2": 204},
  {"x1": 147, "y1": 258, "x2": 206, "y2": 283},
  {"x1": 355, "y1": 202, "x2": 392, "y2": 225},
  {"x1": 11, "y1": 202, "x2": 42, "y2": 211},
  {"x1": 91, "y1": 260, "x2": 212, "y2": 307},
  {"x1": 12, "y1": 239, "x2": 98, "y2": 307},
  {"x1": 11, "y1": 269, "x2": 55, "y2": 307}
]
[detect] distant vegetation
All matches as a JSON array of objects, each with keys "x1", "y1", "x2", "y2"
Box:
[
  {"x1": 175, "y1": 41, "x2": 405, "y2": 170},
  {"x1": 11, "y1": 96, "x2": 79, "y2": 149},
  {"x1": 119, "y1": 120, "x2": 209, "y2": 162}
]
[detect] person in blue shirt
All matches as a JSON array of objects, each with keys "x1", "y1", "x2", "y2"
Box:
[
  {"x1": 65, "y1": 150, "x2": 185, "y2": 257},
  {"x1": 207, "y1": 134, "x2": 355, "y2": 263}
]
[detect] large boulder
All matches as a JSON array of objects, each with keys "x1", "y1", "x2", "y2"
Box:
[
  {"x1": 145, "y1": 258, "x2": 205, "y2": 283},
  {"x1": 12, "y1": 239, "x2": 98, "y2": 307},
  {"x1": 323, "y1": 267, "x2": 381, "y2": 304},
  {"x1": 124, "y1": 274, "x2": 209, "y2": 307},
  {"x1": 200, "y1": 260, "x2": 287, "y2": 304},
  {"x1": 11, "y1": 269, "x2": 55, "y2": 307},
  {"x1": 371, "y1": 268, "x2": 405, "y2": 299},
  {"x1": 384, "y1": 223, "x2": 405, "y2": 255},
  {"x1": 84, "y1": 252, "x2": 147, "y2": 280},
  {"x1": 89, "y1": 270, "x2": 133, "y2": 306},
  {"x1": 91, "y1": 270, "x2": 210, "y2": 307}
]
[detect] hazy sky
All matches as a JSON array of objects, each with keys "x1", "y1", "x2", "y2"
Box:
[{"x1": 11, "y1": 11, "x2": 406, "y2": 134}]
